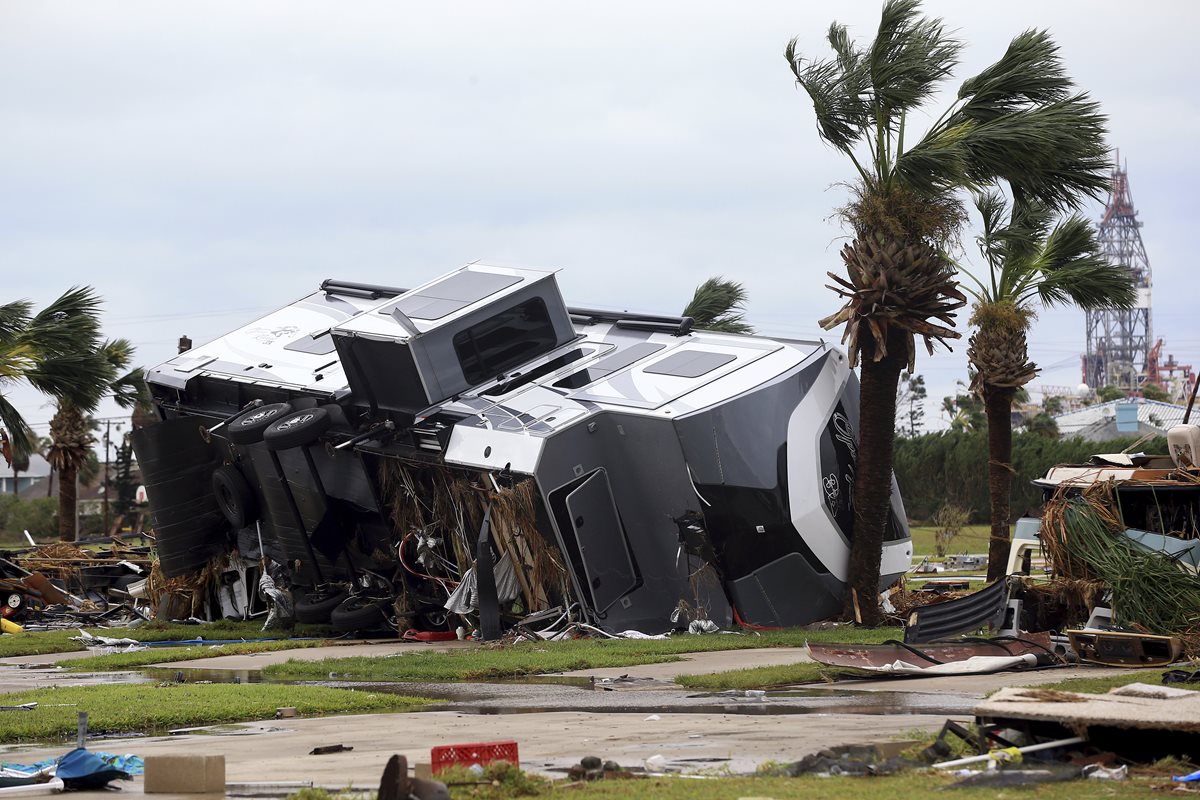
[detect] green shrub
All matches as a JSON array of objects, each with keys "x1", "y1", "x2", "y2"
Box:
[
  {"x1": 894, "y1": 432, "x2": 1165, "y2": 523},
  {"x1": 3, "y1": 497, "x2": 58, "y2": 539}
]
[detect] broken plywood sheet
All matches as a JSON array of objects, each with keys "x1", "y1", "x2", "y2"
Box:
[{"x1": 976, "y1": 685, "x2": 1200, "y2": 734}]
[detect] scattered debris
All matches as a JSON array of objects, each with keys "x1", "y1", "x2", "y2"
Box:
[
  {"x1": 308, "y1": 745, "x2": 353, "y2": 756},
  {"x1": 807, "y1": 634, "x2": 1059, "y2": 675},
  {"x1": 430, "y1": 741, "x2": 518, "y2": 775},
  {"x1": 565, "y1": 756, "x2": 634, "y2": 782},
  {"x1": 378, "y1": 754, "x2": 448, "y2": 800}
]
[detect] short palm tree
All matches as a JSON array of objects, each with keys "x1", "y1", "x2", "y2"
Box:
[
  {"x1": 786, "y1": 0, "x2": 1108, "y2": 622},
  {"x1": 0, "y1": 288, "x2": 107, "y2": 462},
  {"x1": 961, "y1": 190, "x2": 1135, "y2": 580},
  {"x1": 47, "y1": 338, "x2": 147, "y2": 541},
  {"x1": 682, "y1": 277, "x2": 753, "y2": 334}
]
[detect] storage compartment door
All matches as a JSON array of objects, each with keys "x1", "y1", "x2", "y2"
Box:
[{"x1": 565, "y1": 469, "x2": 638, "y2": 613}]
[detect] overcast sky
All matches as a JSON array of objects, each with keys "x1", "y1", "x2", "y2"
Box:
[{"x1": 3, "y1": 0, "x2": 1197, "y2": 438}]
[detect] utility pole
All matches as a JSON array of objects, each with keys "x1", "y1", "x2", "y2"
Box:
[{"x1": 102, "y1": 419, "x2": 111, "y2": 535}]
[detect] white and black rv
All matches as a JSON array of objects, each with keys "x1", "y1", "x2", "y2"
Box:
[{"x1": 137, "y1": 264, "x2": 911, "y2": 634}]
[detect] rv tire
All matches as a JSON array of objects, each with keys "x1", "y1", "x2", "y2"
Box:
[
  {"x1": 331, "y1": 595, "x2": 393, "y2": 633},
  {"x1": 294, "y1": 586, "x2": 350, "y2": 623},
  {"x1": 264, "y1": 407, "x2": 332, "y2": 450},
  {"x1": 227, "y1": 403, "x2": 293, "y2": 445},
  {"x1": 212, "y1": 466, "x2": 258, "y2": 530}
]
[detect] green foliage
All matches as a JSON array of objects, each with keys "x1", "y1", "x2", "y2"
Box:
[
  {"x1": 894, "y1": 431, "x2": 1165, "y2": 522},
  {"x1": 1023, "y1": 667, "x2": 1170, "y2": 696},
  {"x1": 786, "y1": 5, "x2": 1109, "y2": 243},
  {"x1": 1022, "y1": 411, "x2": 1059, "y2": 439},
  {"x1": 1097, "y1": 385, "x2": 1127, "y2": 402},
  {"x1": 398, "y1": 772, "x2": 1158, "y2": 799},
  {"x1": 682, "y1": 277, "x2": 753, "y2": 334},
  {"x1": 263, "y1": 628, "x2": 900, "y2": 683},
  {"x1": 0, "y1": 496, "x2": 57, "y2": 538},
  {"x1": 0, "y1": 683, "x2": 427, "y2": 743},
  {"x1": 1142, "y1": 384, "x2": 1170, "y2": 402},
  {"x1": 0, "y1": 287, "x2": 107, "y2": 458},
  {"x1": 674, "y1": 661, "x2": 834, "y2": 690},
  {"x1": 908, "y1": 523, "x2": 990, "y2": 557},
  {"x1": 931, "y1": 503, "x2": 971, "y2": 557},
  {"x1": 438, "y1": 762, "x2": 547, "y2": 797},
  {"x1": 897, "y1": 372, "x2": 927, "y2": 437},
  {"x1": 110, "y1": 433, "x2": 138, "y2": 520},
  {"x1": 941, "y1": 390, "x2": 984, "y2": 433},
  {"x1": 1044, "y1": 395, "x2": 1065, "y2": 414}
]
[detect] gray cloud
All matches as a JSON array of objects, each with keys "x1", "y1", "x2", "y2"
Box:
[{"x1": 2, "y1": 1, "x2": 1197, "y2": 430}]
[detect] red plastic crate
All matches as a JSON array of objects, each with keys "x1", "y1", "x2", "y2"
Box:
[{"x1": 431, "y1": 740, "x2": 519, "y2": 773}]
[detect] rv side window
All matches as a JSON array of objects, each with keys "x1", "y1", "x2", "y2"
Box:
[{"x1": 454, "y1": 297, "x2": 557, "y2": 384}]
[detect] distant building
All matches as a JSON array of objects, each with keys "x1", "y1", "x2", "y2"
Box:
[
  {"x1": 1053, "y1": 398, "x2": 1190, "y2": 442},
  {"x1": 0, "y1": 453, "x2": 51, "y2": 496}
]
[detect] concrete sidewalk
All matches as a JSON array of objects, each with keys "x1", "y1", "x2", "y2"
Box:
[{"x1": 0, "y1": 707, "x2": 955, "y2": 797}]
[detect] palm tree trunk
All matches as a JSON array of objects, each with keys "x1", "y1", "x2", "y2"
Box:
[
  {"x1": 984, "y1": 384, "x2": 1015, "y2": 582},
  {"x1": 843, "y1": 328, "x2": 907, "y2": 626},
  {"x1": 58, "y1": 463, "x2": 77, "y2": 542}
]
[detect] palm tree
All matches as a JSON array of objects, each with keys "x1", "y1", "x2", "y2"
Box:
[
  {"x1": 47, "y1": 339, "x2": 147, "y2": 541},
  {"x1": 786, "y1": 1, "x2": 1108, "y2": 623},
  {"x1": 682, "y1": 277, "x2": 753, "y2": 334},
  {"x1": 961, "y1": 191, "x2": 1135, "y2": 580},
  {"x1": 0, "y1": 288, "x2": 108, "y2": 462}
]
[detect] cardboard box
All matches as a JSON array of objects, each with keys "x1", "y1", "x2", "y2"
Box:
[{"x1": 144, "y1": 754, "x2": 226, "y2": 794}]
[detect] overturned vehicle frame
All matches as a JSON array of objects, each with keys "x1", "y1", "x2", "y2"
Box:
[{"x1": 137, "y1": 264, "x2": 911, "y2": 635}]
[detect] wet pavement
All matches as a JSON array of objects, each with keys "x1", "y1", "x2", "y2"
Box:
[{"x1": 0, "y1": 638, "x2": 1135, "y2": 793}]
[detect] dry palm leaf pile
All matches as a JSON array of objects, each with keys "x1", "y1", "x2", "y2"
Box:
[{"x1": 1041, "y1": 483, "x2": 1200, "y2": 639}]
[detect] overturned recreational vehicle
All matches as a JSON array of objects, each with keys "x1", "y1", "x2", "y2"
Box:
[{"x1": 137, "y1": 264, "x2": 911, "y2": 634}]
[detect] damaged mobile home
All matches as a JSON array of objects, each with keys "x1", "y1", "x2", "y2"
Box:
[{"x1": 135, "y1": 264, "x2": 911, "y2": 635}]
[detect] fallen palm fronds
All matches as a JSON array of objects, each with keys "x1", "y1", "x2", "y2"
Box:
[
  {"x1": 1041, "y1": 483, "x2": 1200, "y2": 639},
  {"x1": 144, "y1": 556, "x2": 222, "y2": 618},
  {"x1": 378, "y1": 460, "x2": 572, "y2": 615}
]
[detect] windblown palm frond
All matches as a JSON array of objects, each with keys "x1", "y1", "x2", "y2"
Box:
[
  {"x1": 0, "y1": 287, "x2": 106, "y2": 459},
  {"x1": 683, "y1": 277, "x2": 754, "y2": 334}
]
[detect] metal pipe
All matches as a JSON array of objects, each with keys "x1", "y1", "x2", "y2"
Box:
[{"x1": 932, "y1": 736, "x2": 1086, "y2": 769}]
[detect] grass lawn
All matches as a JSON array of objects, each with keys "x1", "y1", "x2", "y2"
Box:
[
  {"x1": 1031, "y1": 666, "x2": 1197, "y2": 695},
  {"x1": 908, "y1": 523, "x2": 991, "y2": 557},
  {"x1": 61, "y1": 638, "x2": 332, "y2": 671},
  {"x1": 0, "y1": 683, "x2": 428, "y2": 743},
  {"x1": 264, "y1": 627, "x2": 902, "y2": 683},
  {"x1": 300, "y1": 763, "x2": 1164, "y2": 799},
  {"x1": 0, "y1": 620, "x2": 335, "y2": 660},
  {"x1": 675, "y1": 661, "x2": 838, "y2": 690}
]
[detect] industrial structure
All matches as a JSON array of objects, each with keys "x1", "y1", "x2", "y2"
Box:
[{"x1": 1082, "y1": 158, "x2": 1153, "y2": 392}]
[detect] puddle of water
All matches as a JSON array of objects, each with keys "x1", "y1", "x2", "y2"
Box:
[
  {"x1": 143, "y1": 667, "x2": 263, "y2": 684},
  {"x1": 432, "y1": 700, "x2": 965, "y2": 717},
  {"x1": 491, "y1": 675, "x2": 595, "y2": 688}
]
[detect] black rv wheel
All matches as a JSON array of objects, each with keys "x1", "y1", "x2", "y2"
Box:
[
  {"x1": 294, "y1": 585, "x2": 350, "y2": 623},
  {"x1": 212, "y1": 465, "x2": 258, "y2": 529},
  {"x1": 264, "y1": 407, "x2": 331, "y2": 451},
  {"x1": 330, "y1": 595, "x2": 393, "y2": 633},
  {"x1": 227, "y1": 403, "x2": 293, "y2": 445}
]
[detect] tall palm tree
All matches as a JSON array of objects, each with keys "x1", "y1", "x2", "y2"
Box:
[
  {"x1": 682, "y1": 277, "x2": 754, "y2": 334},
  {"x1": 961, "y1": 190, "x2": 1135, "y2": 580},
  {"x1": 786, "y1": 1, "x2": 1108, "y2": 623},
  {"x1": 0, "y1": 288, "x2": 108, "y2": 462},
  {"x1": 47, "y1": 338, "x2": 147, "y2": 541}
]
